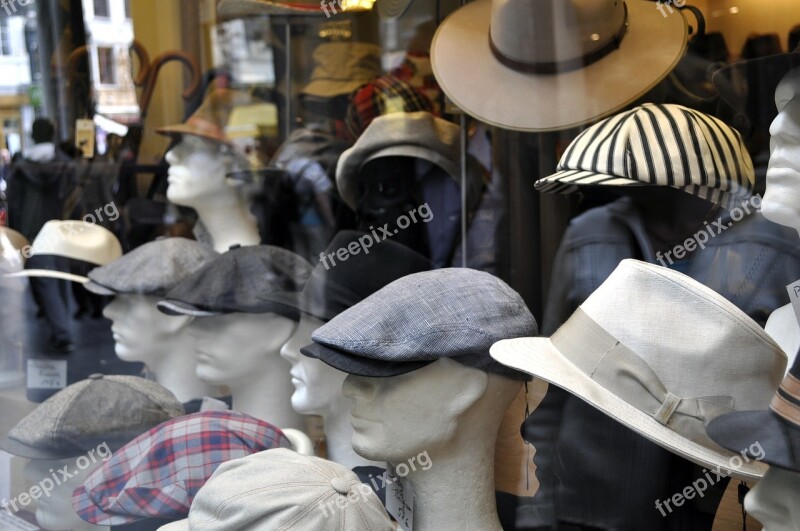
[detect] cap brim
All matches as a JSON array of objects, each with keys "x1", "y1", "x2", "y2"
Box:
[
  {"x1": 156, "y1": 125, "x2": 232, "y2": 147},
  {"x1": 157, "y1": 298, "x2": 302, "y2": 321},
  {"x1": 534, "y1": 169, "x2": 646, "y2": 194},
  {"x1": 0, "y1": 434, "x2": 85, "y2": 460},
  {"x1": 3, "y1": 270, "x2": 89, "y2": 283},
  {"x1": 157, "y1": 299, "x2": 223, "y2": 317},
  {"x1": 83, "y1": 279, "x2": 118, "y2": 296},
  {"x1": 431, "y1": 0, "x2": 687, "y2": 132},
  {"x1": 72, "y1": 485, "x2": 138, "y2": 526},
  {"x1": 490, "y1": 337, "x2": 768, "y2": 481},
  {"x1": 300, "y1": 342, "x2": 433, "y2": 377},
  {"x1": 706, "y1": 410, "x2": 800, "y2": 473},
  {"x1": 301, "y1": 79, "x2": 369, "y2": 99}
]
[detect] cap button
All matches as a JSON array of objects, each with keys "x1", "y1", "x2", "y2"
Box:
[
  {"x1": 331, "y1": 477, "x2": 351, "y2": 495},
  {"x1": 229, "y1": 244, "x2": 242, "y2": 250},
  {"x1": 88, "y1": 373, "x2": 104, "y2": 380}
]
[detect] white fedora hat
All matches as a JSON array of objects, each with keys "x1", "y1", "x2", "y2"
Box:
[
  {"x1": 4, "y1": 221, "x2": 122, "y2": 283},
  {"x1": 431, "y1": 0, "x2": 688, "y2": 132},
  {"x1": 491, "y1": 259, "x2": 786, "y2": 480}
]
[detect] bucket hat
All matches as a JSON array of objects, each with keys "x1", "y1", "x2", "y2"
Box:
[
  {"x1": 84, "y1": 238, "x2": 218, "y2": 296},
  {"x1": 72, "y1": 411, "x2": 291, "y2": 526},
  {"x1": 713, "y1": 44, "x2": 800, "y2": 129},
  {"x1": 301, "y1": 268, "x2": 537, "y2": 381},
  {"x1": 157, "y1": 245, "x2": 312, "y2": 318},
  {"x1": 4, "y1": 220, "x2": 123, "y2": 283},
  {"x1": 707, "y1": 353, "x2": 800, "y2": 473},
  {"x1": 534, "y1": 103, "x2": 755, "y2": 209},
  {"x1": 490, "y1": 259, "x2": 786, "y2": 481},
  {"x1": 0, "y1": 374, "x2": 184, "y2": 460},
  {"x1": 156, "y1": 449, "x2": 394, "y2": 531},
  {"x1": 336, "y1": 111, "x2": 482, "y2": 211},
  {"x1": 266, "y1": 230, "x2": 432, "y2": 322},
  {"x1": 431, "y1": 0, "x2": 688, "y2": 132},
  {"x1": 301, "y1": 42, "x2": 382, "y2": 100}
]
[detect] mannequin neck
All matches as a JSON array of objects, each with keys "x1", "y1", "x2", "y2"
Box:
[
  {"x1": 766, "y1": 303, "x2": 800, "y2": 369},
  {"x1": 399, "y1": 431, "x2": 501, "y2": 531},
  {"x1": 192, "y1": 195, "x2": 260, "y2": 253},
  {"x1": 323, "y1": 401, "x2": 384, "y2": 470},
  {"x1": 148, "y1": 338, "x2": 221, "y2": 403},
  {"x1": 228, "y1": 358, "x2": 305, "y2": 431}
]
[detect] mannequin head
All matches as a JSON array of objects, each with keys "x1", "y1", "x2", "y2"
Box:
[
  {"x1": 24, "y1": 458, "x2": 105, "y2": 531},
  {"x1": 280, "y1": 313, "x2": 346, "y2": 415},
  {"x1": 187, "y1": 312, "x2": 297, "y2": 386},
  {"x1": 744, "y1": 466, "x2": 800, "y2": 530},
  {"x1": 762, "y1": 67, "x2": 800, "y2": 234},
  {"x1": 165, "y1": 135, "x2": 247, "y2": 209},
  {"x1": 342, "y1": 358, "x2": 520, "y2": 463},
  {"x1": 103, "y1": 294, "x2": 191, "y2": 364}
]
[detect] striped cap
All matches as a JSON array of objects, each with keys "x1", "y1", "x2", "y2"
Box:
[{"x1": 535, "y1": 103, "x2": 755, "y2": 209}]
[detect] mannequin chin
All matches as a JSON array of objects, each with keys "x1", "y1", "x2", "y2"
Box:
[
  {"x1": 762, "y1": 67, "x2": 800, "y2": 235},
  {"x1": 280, "y1": 314, "x2": 345, "y2": 415},
  {"x1": 23, "y1": 458, "x2": 108, "y2": 531},
  {"x1": 744, "y1": 466, "x2": 800, "y2": 530}
]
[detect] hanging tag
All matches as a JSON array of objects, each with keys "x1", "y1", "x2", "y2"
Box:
[
  {"x1": 26, "y1": 360, "x2": 67, "y2": 390},
  {"x1": 75, "y1": 119, "x2": 95, "y2": 159},
  {"x1": 385, "y1": 466, "x2": 414, "y2": 531},
  {"x1": 786, "y1": 279, "x2": 800, "y2": 329}
]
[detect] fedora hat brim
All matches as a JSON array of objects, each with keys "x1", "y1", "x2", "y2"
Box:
[
  {"x1": 490, "y1": 337, "x2": 768, "y2": 481},
  {"x1": 431, "y1": 0, "x2": 688, "y2": 132},
  {"x1": 4, "y1": 270, "x2": 89, "y2": 284},
  {"x1": 218, "y1": 0, "x2": 327, "y2": 18}
]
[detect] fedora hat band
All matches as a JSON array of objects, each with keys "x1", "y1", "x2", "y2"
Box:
[
  {"x1": 488, "y1": 2, "x2": 629, "y2": 75},
  {"x1": 550, "y1": 308, "x2": 735, "y2": 444},
  {"x1": 770, "y1": 372, "x2": 800, "y2": 427},
  {"x1": 185, "y1": 116, "x2": 228, "y2": 143}
]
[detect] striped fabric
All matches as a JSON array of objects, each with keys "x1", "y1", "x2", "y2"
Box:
[
  {"x1": 535, "y1": 103, "x2": 755, "y2": 209},
  {"x1": 770, "y1": 370, "x2": 800, "y2": 428},
  {"x1": 72, "y1": 411, "x2": 291, "y2": 526}
]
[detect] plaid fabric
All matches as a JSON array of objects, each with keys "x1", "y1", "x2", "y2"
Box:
[
  {"x1": 345, "y1": 74, "x2": 434, "y2": 141},
  {"x1": 72, "y1": 411, "x2": 291, "y2": 526}
]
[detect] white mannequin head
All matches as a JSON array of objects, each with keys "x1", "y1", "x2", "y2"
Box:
[
  {"x1": 744, "y1": 465, "x2": 800, "y2": 530},
  {"x1": 187, "y1": 312, "x2": 297, "y2": 386},
  {"x1": 280, "y1": 314, "x2": 345, "y2": 415},
  {"x1": 23, "y1": 458, "x2": 107, "y2": 531},
  {"x1": 165, "y1": 135, "x2": 245, "y2": 209},
  {"x1": 762, "y1": 67, "x2": 800, "y2": 235},
  {"x1": 103, "y1": 294, "x2": 191, "y2": 365}
]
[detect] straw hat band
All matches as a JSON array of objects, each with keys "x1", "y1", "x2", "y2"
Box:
[
  {"x1": 488, "y1": 2, "x2": 629, "y2": 75},
  {"x1": 770, "y1": 373, "x2": 800, "y2": 427},
  {"x1": 551, "y1": 308, "x2": 735, "y2": 444}
]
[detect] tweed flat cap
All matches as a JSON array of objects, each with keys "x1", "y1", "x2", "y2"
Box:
[
  {"x1": 158, "y1": 245, "x2": 312, "y2": 318},
  {"x1": 0, "y1": 375, "x2": 184, "y2": 460},
  {"x1": 73, "y1": 411, "x2": 291, "y2": 526},
  {"x1": 85, "y1": 238, "x2": 218, "y2": 296},
  {"x1": 301, "y1": 268, "x2": 537, "y2": 380}
]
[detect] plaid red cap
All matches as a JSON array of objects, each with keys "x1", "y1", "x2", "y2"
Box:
[
  {"x1": 72, "y1": 411, "x2": 291, "y2": 525},
  {"x1": 345, "y1": 74, "x2": 435, "y2": 142}
]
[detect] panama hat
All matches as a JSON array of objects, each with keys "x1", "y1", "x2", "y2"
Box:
[
  {"x1": 3, "y1": 221, "x2": 122, "y2": 283},
  {"x1": 431, "y1": 0, "x2": 688, "y2": 132},
  {"x1": 491, "y1": 259, "x2": 786, "y2": 480},
  {"x1": 534, "y1": 103, "x2": 755, "y2": 209}
]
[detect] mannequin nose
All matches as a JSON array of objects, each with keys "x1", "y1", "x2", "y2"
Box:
[
  {"x1": 279, "y1": 339, "x2": 299, "y2": 363},
  {"x1": 342, "y1": 374, "x2": 378, "y2": 400},
  {"x1": 165, "y1": 147, "x2": 180, "y2": 165},
  {"x1": 102, "y1": 299, "x2": 123, "y2": 321}
]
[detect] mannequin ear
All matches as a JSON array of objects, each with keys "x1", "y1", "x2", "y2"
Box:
[
  {"x1": 445, "y1": 360, "x2": 489, "y2": 417},
  {"x1": 161, "y1": 314, "x2": 193, "y2": 334}
]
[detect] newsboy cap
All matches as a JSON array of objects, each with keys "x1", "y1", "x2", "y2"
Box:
[{"x1": 301, "y1": 268, "x2": 537, "y2": 380}]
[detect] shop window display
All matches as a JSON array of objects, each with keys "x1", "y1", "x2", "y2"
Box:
[{"x1": 0, "y1": 0, "x2": 799, "y2": 530}]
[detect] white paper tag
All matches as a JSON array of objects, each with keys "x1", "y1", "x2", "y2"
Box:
[
  {"x1": 0, "y1": 511, "x2": 39, "y2": 530},
  {"x1": 75, "y1": 119, "x2": 95, "y2": 159},
  {"x1": 385, "y1": 466, "x2": 414, "y2": 531},
  {"x1": 26, "y1": 360, "x2": 67, "y2": 390},
  {"x1": 787, "y1": 279, "x2": 800, "y2": 329}
]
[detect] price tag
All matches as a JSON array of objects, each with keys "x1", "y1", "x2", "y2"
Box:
[
  {"x1": 385, "y1": 466, "x2": 414, "y2": 531},
  {"x1": 787, "y1": 279, "x2": 800, "y2": 329},
  {"x1": 75, "y1": 119, "x2": 95, "y2": 159},
  {"x1": 26, "y1": 360, "x2": 67, "y2": 390}
]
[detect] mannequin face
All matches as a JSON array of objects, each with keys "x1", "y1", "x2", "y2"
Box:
[
  {"x1": 187, "y1": 312, "x2": 297, "y2": 386},
  {"x1": 103, "y1": 294, "x2": 191, "y2": 365},
  {"x1": 23, "y1": 458, "x2": 103, "y2": 530},
  {"x1": 280, "y1": 313, "x2": 347, "y2": 415},
  {"x1": 763, "y1": 67, "x2": 800, "y2": 233},
  {"x1": 165, "y1": 135, "x2": 236, "y2": 206},
  {"x1": 342, "y1": 358, "x2": 486, "y2": 463},
  {"x1": 744, "y1": 466, "x2": 800, "y2": 530}
]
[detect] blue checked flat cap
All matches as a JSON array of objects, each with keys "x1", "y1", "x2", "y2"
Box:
[
  {"x1": 72, "y1": 411, "x2": 291, "y2": 526},
  {"x1": 85, "y1": 238, "x2": 218, "y2": 296},
  {"x1": 301, "y1": 268, "x2": 537, "y2": 380}
]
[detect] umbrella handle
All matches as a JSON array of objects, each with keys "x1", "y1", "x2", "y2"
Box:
[
  {"x1": 130, "y1": 39, "x2": 152, "y2": 87},
  {"x1": 139, "y1": 51, "x2": 202, "y2": 119}
]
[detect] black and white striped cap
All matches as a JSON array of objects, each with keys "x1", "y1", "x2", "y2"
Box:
[{"x1": 535, "y1": 103, "x2": 755, "y2": 209}]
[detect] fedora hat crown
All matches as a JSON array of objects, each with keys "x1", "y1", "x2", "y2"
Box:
[{"x1": 490, "y1": 0, "x2": 628, "y2": 74}]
